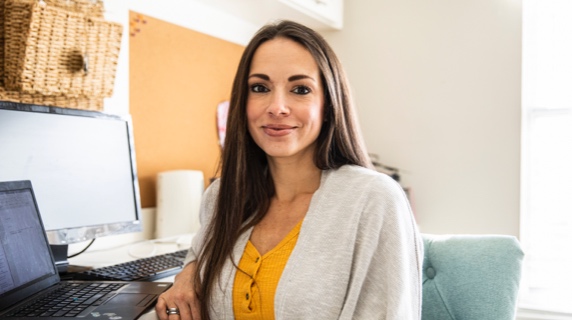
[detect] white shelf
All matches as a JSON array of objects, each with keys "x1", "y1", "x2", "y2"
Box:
[
  {"x1": 280, "y1": 0, "x2": 342, "y2": 30},
  {"x1": 194, "y1": 0, "x2": 343, "y2": 31}
]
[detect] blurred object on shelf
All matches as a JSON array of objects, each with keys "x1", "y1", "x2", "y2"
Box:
[{"x1": 370, "y1": 153, "x2": 401, "y2": 182}]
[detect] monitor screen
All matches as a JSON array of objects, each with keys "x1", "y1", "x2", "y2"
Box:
[{"x1": 0, "y1": 101, "x2": 142, "y2": 245}]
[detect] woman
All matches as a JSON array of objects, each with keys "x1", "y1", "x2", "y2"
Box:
[{"x1": 156, "y1": 20, "x2": 422, "y2": 320}]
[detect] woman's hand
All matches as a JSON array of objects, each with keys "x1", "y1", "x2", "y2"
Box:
[{"x1": 155, "y1": 262, "x2": 201, "y2": 320}]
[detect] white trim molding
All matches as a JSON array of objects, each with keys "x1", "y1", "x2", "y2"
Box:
[{"x1": 517, "y1": 307, "x2": 572, "y2": 320}]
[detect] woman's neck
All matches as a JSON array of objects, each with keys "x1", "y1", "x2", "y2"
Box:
[{"x1": 267, "y1": 157, "x2": 322, "y2": 202}]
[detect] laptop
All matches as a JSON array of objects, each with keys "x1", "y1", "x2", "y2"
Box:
[{"x1": 0, "y1": 180, "x2": 172, "y2": 319}]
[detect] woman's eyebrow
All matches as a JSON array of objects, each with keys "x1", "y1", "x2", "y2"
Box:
[
  {"x1": 248, "y1": 74, "x2": 317, "y2": 83},
  {"x1": 288, "y1": 74, "x2": 316, "y2": 82},
  {"x1": 248, "y1": 73, "x2": 269, "y2": 81}
]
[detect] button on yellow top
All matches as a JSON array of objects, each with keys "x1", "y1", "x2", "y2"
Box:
[{"x1": 233, "y1": 221, "x2": 302, "y2": 320}]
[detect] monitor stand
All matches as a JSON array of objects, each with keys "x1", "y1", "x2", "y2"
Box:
[{"x1": 50, "y1": 244, "x2": 93, "y2": 276}]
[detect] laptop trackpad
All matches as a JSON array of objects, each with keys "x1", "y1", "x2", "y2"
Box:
[
  {"x1": 81, "y1": 294, "x2": 154, "y2": 319},
  {"x1": 106, "y1": 293, "x2": 152, "y2": 306}
]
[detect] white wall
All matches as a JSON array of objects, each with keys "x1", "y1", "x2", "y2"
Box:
[
  {"x1": 322, "y1": 0, "x2": 522, "y2": 237},
  {"x1": 101, "y1": 1, "x2": 129, "y2": 116}
]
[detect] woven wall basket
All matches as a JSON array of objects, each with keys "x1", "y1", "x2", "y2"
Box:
[
  {"x1": 0, "y1": 0, "x2": 104, "y2": 110},
  {"x1": 3, "y1": 0, "x2": 122, "y2": 98}
]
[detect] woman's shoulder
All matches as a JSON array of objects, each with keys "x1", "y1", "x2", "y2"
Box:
[
  {"x1": 204, "y1": 177, "x2": 221, "y2": 195},
  {"x1": 325, "y1": 165, "x2": 400, "y2": 192},
  {"x1": 203, "y1": 178, "x2": 222, "y2": 201},
  {"x1": 319, "y1": 165, "x2": 408, "y2": 210},
  {"x1": 199, "y1": 178, "x2": 221, "y2": 214}
]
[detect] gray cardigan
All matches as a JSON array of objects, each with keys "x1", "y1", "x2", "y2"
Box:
[{"x1": 185, "y1": 165, "x2": 423, "y2": 319}]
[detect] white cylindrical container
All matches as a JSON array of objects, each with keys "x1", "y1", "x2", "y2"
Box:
[{"x1": 155, "y1": 170, "x2": 204, "y2": 239}]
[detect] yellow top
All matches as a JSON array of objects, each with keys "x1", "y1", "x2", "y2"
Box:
[{"x1": 233, "y1": 221, "x2": 302, "y2": 320}]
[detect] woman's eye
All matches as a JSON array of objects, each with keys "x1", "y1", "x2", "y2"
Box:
[
  {"x1": 250, "y1": 84, "x2": 269, "y2": 93},
  {"x1": 292, "y1": 86, "x2": 311, "y2": 95}
]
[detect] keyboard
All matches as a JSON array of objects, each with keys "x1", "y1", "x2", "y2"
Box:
[
  {"x1": 74, "y1": 249, "x2": 188, "y2": 282},
  {"x1": 7, "y1": 282, "x2": 127, "y2": 317}
]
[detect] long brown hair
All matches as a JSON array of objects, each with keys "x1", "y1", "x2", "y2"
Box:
[{"x1": 195, "y1": 20, "x2": 372, "y2": 318}]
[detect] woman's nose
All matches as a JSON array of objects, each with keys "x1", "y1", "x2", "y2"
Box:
[{"x1": 267, "y1": 92, "x2": 290, "y2": 116}]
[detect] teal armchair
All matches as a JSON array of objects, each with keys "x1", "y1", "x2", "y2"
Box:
[{"x1": 422, "y1": 234, "x2": 524, "y2": 320}]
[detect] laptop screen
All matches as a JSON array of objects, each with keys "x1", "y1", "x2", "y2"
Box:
[{"x1": 0, "y1": 185, "x2": 57, "y2": 296}]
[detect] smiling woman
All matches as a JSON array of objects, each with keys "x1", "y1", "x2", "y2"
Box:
[{"x1": 155, "y1": 20, "x2": 423, "y2": 320}]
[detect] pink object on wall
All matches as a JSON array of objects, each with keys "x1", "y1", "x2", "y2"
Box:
[{"x1": 217, "y1": 100, "x2": 229, "y2": 148}]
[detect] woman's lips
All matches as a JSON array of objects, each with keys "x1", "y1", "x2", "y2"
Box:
[{"x1": 262, "y1": 124, "x2": 296, "y2": 137}]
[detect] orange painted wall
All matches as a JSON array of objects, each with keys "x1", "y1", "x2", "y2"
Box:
[{"x1": 129, "y1": 11, "x2": 244, "y2": 208}]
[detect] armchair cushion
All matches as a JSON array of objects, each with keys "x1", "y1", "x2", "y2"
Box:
[{"x1": 422, "y1": 234, "x2": 524, "y2": 320}]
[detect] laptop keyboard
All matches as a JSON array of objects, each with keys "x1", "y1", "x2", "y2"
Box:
[
  {"x1": 7, "y1": 282, "x2": 127, "y2": 317},
  {"x1": 74, "y1": 249, "x2": 188, "y2": 282}
]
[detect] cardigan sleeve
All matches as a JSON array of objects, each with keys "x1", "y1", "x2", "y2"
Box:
[
  {"x1": 339, "y1": 174, "x2": 423, "y2": 320},
  {"x1": 183, "y1": 179, "x2": 220, "y2": 266}
]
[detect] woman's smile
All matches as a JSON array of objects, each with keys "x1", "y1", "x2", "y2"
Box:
[{"x1": 262, "y1": 124, "x2": 297, "y2": 137}]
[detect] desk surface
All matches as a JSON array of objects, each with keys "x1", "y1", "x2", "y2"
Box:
[{"x1": 69, "y1": 238, "x2": 190, "y2": 269}]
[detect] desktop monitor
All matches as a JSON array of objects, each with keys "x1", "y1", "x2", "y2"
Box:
[{"x1": 0, "y1": 101, "x2": 142, "y2": 270}]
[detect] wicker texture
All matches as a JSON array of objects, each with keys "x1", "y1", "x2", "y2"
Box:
[
  {"x1": 3, "y1": 0, "x2": 122, "y2": 98},
  {"x1": 44, "y1": 0, "x2": 104, "y2": 18},
  {"x1": 0, "y1": 87, "x2": 103, "y2": 110}
]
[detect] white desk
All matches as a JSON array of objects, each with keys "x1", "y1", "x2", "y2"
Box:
[{"x1": 68, "y1": 237, "x2": 191, "y2": 270}]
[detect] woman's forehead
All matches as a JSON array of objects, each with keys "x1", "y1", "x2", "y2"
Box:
[{"x1": 249, "y1": 38, "x2": 319, "y2": 77}]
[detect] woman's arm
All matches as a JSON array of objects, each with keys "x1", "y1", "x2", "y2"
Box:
[
  {"x1": 155, "y1": 262, "x2": 201, "y2": 320},
  {"x1": 343, "y1": 177, "x2": 423, "y2": 319}
]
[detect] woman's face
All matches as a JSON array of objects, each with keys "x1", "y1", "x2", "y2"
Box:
[{"x1": 246, "y1": 38, "x2": 325, "y2": 163}]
